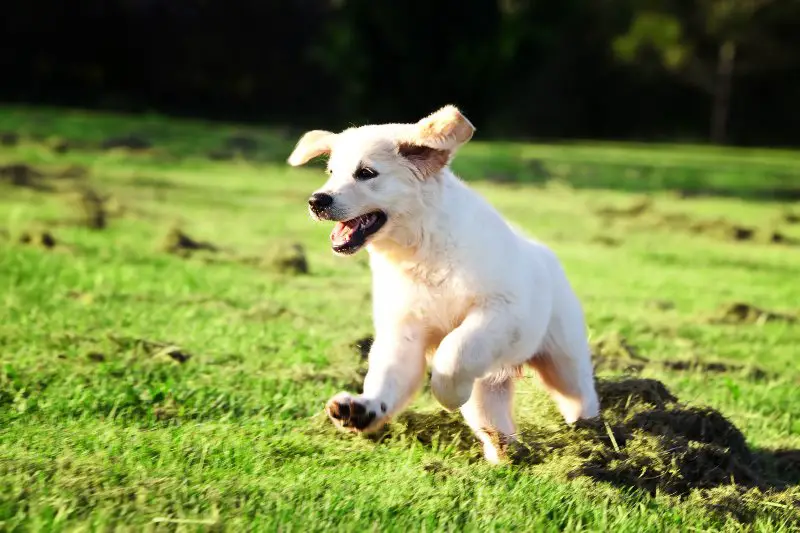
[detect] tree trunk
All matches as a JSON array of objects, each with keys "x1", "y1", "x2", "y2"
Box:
[{"x1": 711, "y1": 41, "x2": 736, "y2": 145}]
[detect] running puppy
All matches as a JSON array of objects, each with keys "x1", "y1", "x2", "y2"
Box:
[{"x1": 288, "y1": 105, "x2": 600, "y2": 463}]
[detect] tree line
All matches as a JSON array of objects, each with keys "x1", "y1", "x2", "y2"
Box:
[{"x1": 2, "y1": 0, "x2": 799, "y2": 146}]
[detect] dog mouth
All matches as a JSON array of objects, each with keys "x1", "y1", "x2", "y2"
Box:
[{"x1": 330, "y1": 211, "x2": 387, "y2": 254}]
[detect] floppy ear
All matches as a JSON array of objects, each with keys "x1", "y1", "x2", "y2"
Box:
[
  {"x1": 397, "y1": 143, "x2": 450, "y2": 178},
  {"x1": 397, "y1": 105, "x2": 475, "y2": 177},
  {"x1": 287, "y1": 130, "x2": 336, "y2": 166},
  {"x1": 414, "y1": 105, "x2": 475, "y2": 151}
]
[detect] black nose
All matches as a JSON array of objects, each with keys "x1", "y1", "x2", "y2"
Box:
[{"x1": 308, "y1": 192, "x2": 333, "y2": 211}]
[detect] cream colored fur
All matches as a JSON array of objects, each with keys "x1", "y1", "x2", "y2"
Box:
[{"x1": 288, "y1": 105, "x2": 600, "y2": 463}]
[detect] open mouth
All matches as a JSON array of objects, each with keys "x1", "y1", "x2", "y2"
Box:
[{"x1": 330, "y1": 211, "x2": 387, "y2": 254}]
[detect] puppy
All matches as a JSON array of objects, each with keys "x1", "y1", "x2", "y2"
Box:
[{"x1": 288, "y1": 105, "x2": 600, "y2": 463}]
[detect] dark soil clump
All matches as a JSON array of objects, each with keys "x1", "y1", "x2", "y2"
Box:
[
  {"x1": 161, "y1": 228, "x2": 218, "y2": 256},
  {"x1": 594, "y1": 198, "x2": 652, "y2": 218},
  {"x1": 593, "y1": 333, "x2": 772, "y2": 380},
  {"x1": 351, "y1": 336, "x2": 374, "y2": 360},
  {"x1": 18, "y1": 230, "x2": 57, "y2": 249},
  {"x1": 0, "y1": 164, "x2": 48, "y2": 190},
  {"x1": 595, "y1": 377, "x2": 677, "y2": 408},
  {"x1": 267, "y1": 243, "x2": 309, "y2": 275},
  {"x1": 711, "y1": 302, "x2": 796, "y2": 324},
  {"x1": 106, "y1": 334, "x2": 192, "y2": 364},
  {"x1": 590, "y1": 235, "x2": 622, "y2": 247},
  {"x1": 769, "y1": 230, "x2": 800, "y2": 245},
  {"x1": 71, "y1": 186, "x2": 107, "y2": 229},
  {"x1": 58, "y1": 165, "x2": 89, "y2": 179},
  {"x1": 591, "y1": 333, "x2": 648, "y2": 374},
  {"x1": 510, "y1": 377, "x2": 800, "y2": 524}
]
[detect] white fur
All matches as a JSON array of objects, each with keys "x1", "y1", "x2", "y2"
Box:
[{"x1": 288, "y1": 106, "x2": 600, "y2": 463}]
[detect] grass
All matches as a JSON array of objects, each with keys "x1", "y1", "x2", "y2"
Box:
[{"x1": 1, "y1": 105, "x2": 799, "y2": 532}]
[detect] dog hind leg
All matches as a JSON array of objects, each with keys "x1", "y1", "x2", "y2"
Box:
[{"x1": 528, "y1": 296, "x2": 599, "y2": 423}]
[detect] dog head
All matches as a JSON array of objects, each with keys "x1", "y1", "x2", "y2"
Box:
[{"x1": 287, "y1": 105, "x2": 475, "y2": 255}]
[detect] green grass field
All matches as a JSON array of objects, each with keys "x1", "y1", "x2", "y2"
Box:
[{"x1": 1, "y1": 106, "x2": 799, "y2": 532}]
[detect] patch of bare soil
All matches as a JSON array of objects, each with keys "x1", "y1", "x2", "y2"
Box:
[
  {"x1": 677, "y1": 187, "x2": 800, "y2": 202},
  {"x1": 591, "y1": 333, "x2": 649, "y2": 373},
  {"x1": 0, "y1": 163, "x2": 49, "y2": 190},
  {"x1": 265, "y1": 243, "x2": 309, "y2": 274},
  {"x1": 101, "y1": 334, "x2": 192, "y2": 364},
  {"x1": 594, "y1": 197, "x2": 653, "y2": 218},
  {"x1": 710, "y1": 302, "x2": 796, "y2": 325},
  {"x1": 1, "y1": 162, "x2": 91, "y2": 194},
  {"x1": 161, "y1": 228, "x2": 219, "y2": 256},
  {"x1": 237, "y1": 242, "x2": 310, "y2": 275},
  {"x1": 591, "y1": 332, "x2": 772, "y2": 380},
  {"x1": 58, "y1": 165, "x2": 90, "y2": 179},
  {"x1": 68, "y1": 186, "x2": 108, "y2": 229},
  {"x1": 18, "y1": 230, "x2": 57, "y2": 249},
  {"x1": 783, "y1": 211, "x2": 800, "y2": 224},
  {"x1": 594, "y1": 198, "x2": 800, "y2": 245},
  {"x1": 590, "y1": 235, "x2": 622, "y2": 247}
]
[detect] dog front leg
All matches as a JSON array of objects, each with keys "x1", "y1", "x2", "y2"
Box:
[
  {"x1": 431, "y1": 307, "x2": 519, "y2": 411},
  {"x1": 326, "y1": 321, "x2": 425, "y2": 433}
]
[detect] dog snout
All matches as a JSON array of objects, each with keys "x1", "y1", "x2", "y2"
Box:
[{"x1": 308, "y1": 192, "x2": 333, "y2": 214}]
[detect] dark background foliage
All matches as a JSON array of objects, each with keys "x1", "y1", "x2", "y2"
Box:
[{"x1": 2, "y1": 0, "x2": 799, "y2": 146}]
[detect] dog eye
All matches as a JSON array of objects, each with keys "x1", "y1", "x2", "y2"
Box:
[{"x1": 354, "y1": 167, "x2": 378, "y2": 181}]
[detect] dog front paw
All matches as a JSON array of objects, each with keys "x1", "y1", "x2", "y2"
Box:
[{"x1": 325, "y1": 392, "x2": 388, "y2": 433}]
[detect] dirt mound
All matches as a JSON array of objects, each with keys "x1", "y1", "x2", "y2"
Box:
[
  {"x1": 0, "y1": 163, "x2": 48, "y2": 190},
  {"x1": 68, "y1": 186, "x2": 108, "y2": 229},
  {"x1": 18, "y1": 230, "x2": 57, "y2": 249},
  {"x1": 85, "y1": 334, "x2": 193, "y2": 365},
  {"x1": 594, "y1": 198, "x2": 799, "y2": 246},
  {"x1": 595, "y1": 377, "x2": 677, "y2": 408},
  {"x1": 590, "y1": 235, "x2": 622, "y2": 247},
  {"x1": 710, "y1": 302, "x2": 796, "y2": 325},
  {"x1": 594, "y1": 197, "x2": 653, "y2": 218},
  {"x1": 58, "y1": 165, "x2": 90, "y2": 179},
  {"x1": 1, "y1": 163, "x2": 90, "y2": 195},
  {"x1": 591, "y1": 333, "x2": 649, "y2": 373},
  {"x1": 264, "y1": 242, "x2": 309, "y2": 275},
  {"x1": 518, "y1": 378, "x2": 798, "y2": 523},
  {"x1": 552, "y1": 379, "x2": 793, "y2": 496},
  {"x1": 592, "y1": 333, "x2": 772, "y2": 380},
  {"x1": 161, "y1": 228, "x2": 218, "y2": 256}
]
